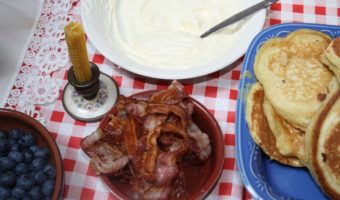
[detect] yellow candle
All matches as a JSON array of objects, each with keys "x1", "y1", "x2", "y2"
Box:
[{"x1": 65, "y1": 22, "x2": 92, "y2": 83}]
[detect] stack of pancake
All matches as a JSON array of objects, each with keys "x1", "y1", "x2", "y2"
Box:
[{"x1": 245, "y1": 29, "x2": 340, "y2": 199}]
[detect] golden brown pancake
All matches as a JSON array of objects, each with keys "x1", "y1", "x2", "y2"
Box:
[
  {"x1": 245, "y1": 82, "x2": 303, "y2": 167},
  {"x1": 305, "y1": 89, "x2": 340, "y2": 199},
  {"x1": 263, "y1": 98, "x2": 305, "y2": 164},
  {"x1": 254, "y1": 29, "x2": 333, "y2": 130},
  {"x1": 321, "y1": 37, "x2": 340, "y2": 82}
]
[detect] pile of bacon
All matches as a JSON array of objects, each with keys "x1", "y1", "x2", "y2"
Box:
[{"x1": 80, "y1": 81, "x2": 212, "y2": 199}]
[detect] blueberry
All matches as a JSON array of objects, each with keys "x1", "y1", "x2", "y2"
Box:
[
  {"x1": 29, "y1": 145, "x2": 40, "y2": 153},
  {"x1": 0, "y1": 138, "x2": 10, "y2": 153},
  {"x1": 17, "y1": 174, "x2": 35, "y2": 190},
  {"x1": 9, "y1": 128, "x2": 24, "y2": 141},
  {"x1": 7, "y1": 198, "x2": 19, "y2": 200},
  {"x1": 23, "y1": 150, "x2": 34, "y2": 163},
  {"x1": 15, "y1": 162, "x2": 30, "y2": 175},
  {"x1": 18, "y1": 134, "x2": 35, "y2": 148},
  {"x1": 0, "y1": 187, "x2": 10, "y2": 200},
  {"x1": 33, "y1": 170, "x2": 47, "y2": 185},
  {"x1": 0, "y1": 171, "x2": 17, "y2": 187},
  {"x1": 31, "y1": 158, "x2": 47, "y2": 171},
  {"x1": 8, "y1": 151, "x2": 24, "y2": 163},
  {"x1": 10, "y1": 144, "x2": 20, "y2": 152},
  {"x1": 0, "y1": 156, "x2": 16, "y2": 170},
  {"x1": 28, "y1": 186, "x2": 42, "y2": 199},
  {"x1": 11, "y1": 187, "x2": 26, "y2": 199},
  {"x1": 0, "y1": 130, "x2": 7, "y2": 139},
  {"x1": 42, "y1": 196, "x2": 52, "y2": 200},
  {"x1": 41, "y1": 179, "x2": 55, "y2": 196},
  {"x1": 22, "y1": 197, "x2": 32, "y2": 200},
  {"x1": 34, "y1": 147, "x2": 50, "y2": 159},
  {"x1": 43, "y1": 164, "x2": 56, "y2": 179}
]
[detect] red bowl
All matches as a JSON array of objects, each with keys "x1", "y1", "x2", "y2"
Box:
[
  {"x1": 99, "y1": 91, "x2": 224, "y2": 199},
  {"x1": 0, "y1": 108, "x2": 64, "y2": 200}
]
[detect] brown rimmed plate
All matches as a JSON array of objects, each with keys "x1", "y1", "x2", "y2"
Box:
[{"x1": 98, "y1": 91, "x2": 224, "y2": 199}]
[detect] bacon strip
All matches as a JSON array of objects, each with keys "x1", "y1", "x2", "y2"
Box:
[
  {"x1": 89, "y1": 141, "x2": 129, "y2": 174},
  {"x1": 149, "y1": 80, "x2": 185, "y2": 104},
  {"x1": 140, "y1": 115, "x2": 167, "y2": 181},
  {"x1": 146, "y1": 104, "x2": 187, "y2": 128},
  {"x1": 123, "y1": 116, "x2": 140, "y2": 158}
]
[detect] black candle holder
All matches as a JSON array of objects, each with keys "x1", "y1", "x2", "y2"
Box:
[{"x1": 67, "y1": 62, "x2": 100, "y2": 100}]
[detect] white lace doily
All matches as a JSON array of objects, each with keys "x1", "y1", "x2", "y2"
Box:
[{"x1": 4, "y1": 0, "x2": 79, "y2": 125}]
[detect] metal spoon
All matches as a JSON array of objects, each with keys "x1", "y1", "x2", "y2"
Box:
[{"x1": 200, "y1": 0, "x2": 279, "y2": 38}]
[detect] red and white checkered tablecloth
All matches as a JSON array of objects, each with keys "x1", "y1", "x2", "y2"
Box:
[{"x1": 3, "y1": 0, "x2": 340, "y2": 199}]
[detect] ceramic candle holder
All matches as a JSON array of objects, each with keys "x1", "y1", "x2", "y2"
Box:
[
  {"x1": 67, "y1": 62, "x2": 100, "y2": 100},
  {"x1": 62, "y1": 62, "x2": 119, "y2": 122}
]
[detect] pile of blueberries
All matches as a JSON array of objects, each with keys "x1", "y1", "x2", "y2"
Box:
[{"x1": 0, "y1": 128, "x2": 56, "y2": 200}]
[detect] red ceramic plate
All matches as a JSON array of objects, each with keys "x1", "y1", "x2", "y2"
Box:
[
  {"x1": 99, "y1": 91, "x2": 224, "y2": 199},
  {"x1": 0, "y1": 108, "x2": 64, "y2": 200}
]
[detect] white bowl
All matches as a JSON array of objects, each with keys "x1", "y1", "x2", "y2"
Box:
[{"x1": 81, "y1": 0, "x2": 266, "y2": 80}]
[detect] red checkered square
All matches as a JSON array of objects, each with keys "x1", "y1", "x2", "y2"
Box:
[
  {"x1": 113, "y1": 76, "x2": 122, "y2": 87},
  {"x1": 223, "y1": 158, "x2": 235, "y2": 170},
  {"x1": 270, "y1": 19, "x2": 281, "y2": 25},
  {"x1": 231, "y1": 70, "x2": 240, "y2": 80},
  {"x1": 80, "y1": 188, "x2": 95, "y2": 200},
  {"x1": 293, "y1": 4, "x2": 304, "y2": 13},
  {"x1": 63, "y1": 185, "x2": 69, "y2": 198},
  {"x1": 68, "y1": 136, "x2": 81, "y2": 149},
  {"x1": 315, "y1": 6, "x2": 326, "y2": 15},
  {"x1": 270, "y1": 3, "x2": 281, "y2": 11},
  {"x1": 63, "y1": 159, "x2": 76, "y2": 172},
  {"x1": 133, "y1": 79, "x2": 146, "y2": 89},
  {"x1": 92, "y1": 54, "x2": 105, "y2": 64},
  {"x1": 338, "y1": 8, "x2": 340, "y2": 17},
  {"x1": 208, "y1": 109, "x2": 215, "y2": 117},
  {"x1": 227, "y1": 111, "x2": 235, "y2": 123},
  {"x1": 63, "y1": 71, "x2": 68, "y2": 80},
  {"x1": 225, "y1": 133, "x2": 235, "y2": 146},
  {"x1": 50, "y1": 111, "x2": 65, "y2": 122},
  {"x1": 205, "y1": 86, "x2": 218, "y2": 98},
  {"x1": 229, "y1": 89, "x2": 238, "y2": 100},
  {"x1": 87, "y1": 165, "x2": 97, "y2": 176},
  {"x1": 74, "y1": 120, "x2": 86, "y2": 126},
  {"x1": 183, "y1": 85, "x2": 193, "y2": 95},
  {"x1": 219, "y1": 182, "x2": 232, "y2": 196},
  {"x1": 50, "y1": 132, "x2": 58, "y2": 140},
  {"x1": 57, "y1": 90, "x2": 63, "y2": 101},
  {"x1": 243, "y1": 188, "x2": 253, "y2": 200}
]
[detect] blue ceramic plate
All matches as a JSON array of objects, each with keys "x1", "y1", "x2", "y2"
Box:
[{"x1": 235, "y1": 23, "x2": 340, "y2": 200}]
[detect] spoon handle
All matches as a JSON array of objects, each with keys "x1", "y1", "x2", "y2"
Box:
[{"x1": 200, "y1": 0, "x2": 279, "y2": 38}]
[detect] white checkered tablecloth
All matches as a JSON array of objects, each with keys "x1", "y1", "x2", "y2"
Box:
[{"x1": 3, "y1": 0, "x2": 340, "y2": 199}]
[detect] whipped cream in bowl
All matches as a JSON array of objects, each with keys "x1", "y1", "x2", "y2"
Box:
[{"x1": 82, "y1": 0, "x2": 266, "y2": 79}]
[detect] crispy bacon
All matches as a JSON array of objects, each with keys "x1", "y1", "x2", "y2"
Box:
[
  {"x1": 149, "y1": 81, "x2": 185, "y2": 104},
  {"x1": 140, "y1": 115, "x2": 167, "y2": 181},
  {"x1": 146, "y1": 104, "x2": 187, "y2": 128},
  {"x1": 123, "y1": 116, "x2": 140, "y2": 159},
  {"x1": 89, "y1": 140, "x2": 129, "y2": 174},
  {"x1": 80, "y1": 81, "x2": 212, "y2": 199}
]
